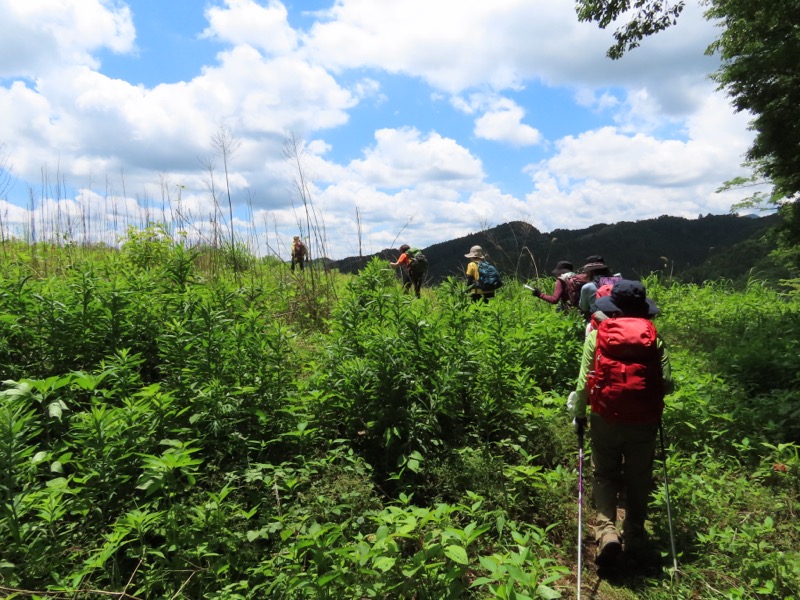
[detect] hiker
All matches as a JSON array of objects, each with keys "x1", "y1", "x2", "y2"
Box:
[
  {"x1": 390, "y1": 244, "x2": 427, "y2": 298},
  {"x1": 464, "y1": 245, "x2": 502, "y2": 302},
  {"x1": 291, "y1": 235, "x2": 308, "y2": 272},
  {"x1": 568, "y1": 280, "x2": 674, "y2": 567},
  {"x1": 531, "y1": 260, "x2": 575, "y2": 311},
  {"x1": 579, "y1": 258, "x2": 622, "y2": 335}
]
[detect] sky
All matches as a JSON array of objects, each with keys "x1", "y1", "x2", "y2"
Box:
[{"x1": 0, "y1": 0, "x2": 762, "y2": 260}]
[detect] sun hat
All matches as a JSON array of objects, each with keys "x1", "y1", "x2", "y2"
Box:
[
  {"x1": 551, "y1": 260, "x2": 574, "y2": 276},
  {"x1": 582, "y1": 261, "x2": 611, "y2": 274},
  {"x1": 293, "y1": 235, "x2": 300, "y2": 240},
  {"x1": 464, "y1": 245, "x2": 485, "y2": 259},
  {"x1": 585, "y1": 255, "x2": 605, "y2": 264},
  {"x1": 595, "y1": 280, "x2": 659, "y2": 317}
]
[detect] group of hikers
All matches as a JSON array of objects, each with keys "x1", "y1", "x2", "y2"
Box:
[
  {"x1": 390, "y1": 243, "x2": 504, "y2": 301},
  {"x1": 390, "y1": 243, "x2": 674, "y2": 574}
]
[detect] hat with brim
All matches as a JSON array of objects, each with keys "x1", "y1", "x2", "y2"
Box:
[
  {"x1": 582, "y1": 261, "x2": 609, "y2": 273},
  {"x1": 595, "y1": 279, "x2": 659, "y2": 317},
  {"x1": 464, "y1": 245, "x2": 485, "y2": 259},
  {"x1": 551, "y1": 260, "x2": 574, "y2": 276}
]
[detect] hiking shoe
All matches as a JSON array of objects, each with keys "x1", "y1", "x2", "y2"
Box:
[
  {"x1": 595, "y1": 534, "x2": 622, "y2": 567},
  {"x1": 622, "y1": 534, "x2": 649, "y2": 556}
]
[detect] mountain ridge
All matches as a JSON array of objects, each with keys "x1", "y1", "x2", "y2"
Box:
[{"x1": 330, "y1": 213, "x2": 784, "y2": 285}]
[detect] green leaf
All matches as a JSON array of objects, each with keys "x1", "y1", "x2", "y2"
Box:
[
  {"x1": 372, "y1": 556, "x2": 396, "y2": 572},
  {"x1": 444, "y1": 544, "x2": 468, "y2": 565},
  {"x1": 536, "y1": 584, "x2": 562, "y2": 600},
  {"x1": 317, "y1": 572, "x2": 341, "y2": 587},
  {"x1": 48, "y1": 400, "x2": 66, "y2": 419},
  {"x1": 246, "y1": 530, "x2": 262, "y2": 542}
]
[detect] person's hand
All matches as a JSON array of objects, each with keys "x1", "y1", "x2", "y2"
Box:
[
  {"x1": 566, "y1": 391, "x2": 578, "y2": 416},
  {"x1": 573, "y1": 416, "x2": 587, "y2": 436},
  {"x1": 532, "y1": 287, "x2": 541, "y2": 297}
]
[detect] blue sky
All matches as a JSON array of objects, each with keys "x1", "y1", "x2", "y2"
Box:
[{"x1": 0, "y1": 0, "x2": 760, "y2": 259}]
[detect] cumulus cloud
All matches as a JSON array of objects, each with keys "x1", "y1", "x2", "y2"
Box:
[
  {"x1": 473, "y1": 99, "x2": 542, "y2": 147},
  {"x1": 0, "y1": 0, "x2": 134, "y2": 77},
  {"x1": 0, "y1": 0, "x2": 760, "y2": 260},
  {"x1": 522, "y1": 91, "x2": 755, "y2": 232},
  {"x1": 348, "y1": 128, "x2": 484, "y2": 188},
  {"x1": 202, "y1": 0, "x2": 298, "y2": 55}
]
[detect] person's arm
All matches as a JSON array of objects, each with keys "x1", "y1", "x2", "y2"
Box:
[
  {"x1": 537, "y1": 278, "x2": 564, "y2": 304},
  {"x1": 465, "y1": 261, "x2": 479, "y2": 288},
  {"x1": 391, "y1": 253, "x2": 410, "y2": 268},
  {"x1": 570, "y1": 330, "x2": 596, "y2": 419}
]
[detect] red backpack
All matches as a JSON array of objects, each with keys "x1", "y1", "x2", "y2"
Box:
[
  {"x1": 589, "y1": 283, "x2": 614, "y2": 330},
  {"x1": 587, "y1": 317, "x2": 665, "y2": 424}
]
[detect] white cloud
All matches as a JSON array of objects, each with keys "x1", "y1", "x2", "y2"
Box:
[
  {"x1": 473, "y1": 98, "x2": 542, "y2": 147},
  {"x1": 0, "y1": 0, "x2": 762, "y2": 261},
  {"x1": 0, "y1": 0, "x2": 134, "y2": 77},
  {"x1": 202, "y1": 0, "x2": 298, "y2": 55},
  {"x1": 522, "y1": 91, "x2": 755, "y2": 232},
  {"x1": 348, "y1": 128, "x2": 485, "y2": 188}
]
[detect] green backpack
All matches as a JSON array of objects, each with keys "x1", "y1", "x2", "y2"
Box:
[{"x1": 406, "y1": 248, "x2": 429, "y2": 275}]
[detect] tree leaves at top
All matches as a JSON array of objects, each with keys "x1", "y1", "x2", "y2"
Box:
[
  {"x1": 575, "y1": 0, "x2": 685, "y2": 59},
  {"x1": 576, "y1": 0, "x2": 800, "y2": 272},
  {"x1": 707, "y1": 1, "x2": 800, "y2": 200}
]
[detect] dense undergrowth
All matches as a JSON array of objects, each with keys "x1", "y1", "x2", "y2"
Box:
[{"x1": 0, "y1": 232, "x2": 799, "y2": 599}]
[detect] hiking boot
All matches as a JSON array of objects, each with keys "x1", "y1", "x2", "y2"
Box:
[
  {"x1": 595, "y1": 533, "x2": 622, "y2": 567},
  {"x1": 622, "y1": 533, "x2": 648, "y2": 556},
  {"x1": 623, "y1": 534, "x2": 660, "y2": 569}
]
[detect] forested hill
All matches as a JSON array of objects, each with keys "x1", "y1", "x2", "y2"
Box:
[{"x1": 331, "y1": 213, "x2": 784, "y2": 284}]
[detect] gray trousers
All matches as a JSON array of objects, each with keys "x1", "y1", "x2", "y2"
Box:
[{"x1": 589, "y1": 413, "x2": 658, "y2": 542}]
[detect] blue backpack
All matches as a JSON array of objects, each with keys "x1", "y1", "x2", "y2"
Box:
[{"x1": 478, "y1": 261, "x2": 503, "y2": 291}]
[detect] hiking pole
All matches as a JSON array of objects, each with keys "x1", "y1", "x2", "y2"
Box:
[
  {"x1": 659, "y1": 422, "x2": 679, "y2": 573},
  {"x1": 576, "y1": 418, "x2": 585, "y2": 600}
]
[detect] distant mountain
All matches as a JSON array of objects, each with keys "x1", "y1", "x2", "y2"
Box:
[{"x1": 331, "y1": 213, "x2": 785, "y2": 285}]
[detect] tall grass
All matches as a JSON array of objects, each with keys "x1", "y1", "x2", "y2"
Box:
[{"x1": 0, "y1": 239, "x2": 798, "y2": 599}]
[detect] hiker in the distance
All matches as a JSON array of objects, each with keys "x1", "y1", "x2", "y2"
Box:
[
  {"x1": 291, "y1": 235, "x2": 308, "y2": 272},
  {"x1": 568, "y1": 279, "x2": 673, "y2": 568},
  {"x1": 464, "y1": 245, "x2": 495, "y2": 303},
  {"x1": 579, "y1": 257, "x2": 622, "y2": 335},
  {"x1": 390, "y1": 244, "x2": 427, "y2": 298},
  {"x1": 531, "y1": 260, "x2": 575, "y2": 311}
]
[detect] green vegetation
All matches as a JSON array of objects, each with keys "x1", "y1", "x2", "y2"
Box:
[{"x1": 1, "y1": 232, "x2": 799, "y2": 599}]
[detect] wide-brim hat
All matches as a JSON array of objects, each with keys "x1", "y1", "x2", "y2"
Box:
[
  {"x1": 552, "y1": 260, "x2": 574, "y2": 276},
  {"x1": 464, "y1": 245, "x2": 485, "y2": 259},
  {"x1": 595, "y1": 279, "x2": 659, "y2": 317},
  {"x1": 582, "y1": 261, "x2": 610, "y2": 274}
]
